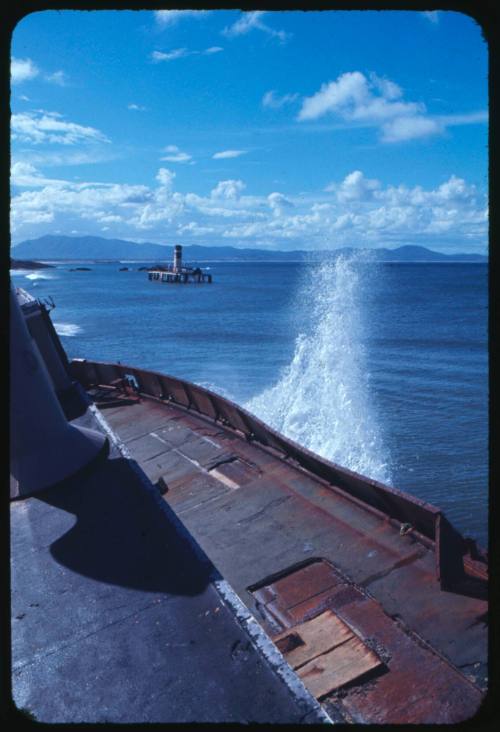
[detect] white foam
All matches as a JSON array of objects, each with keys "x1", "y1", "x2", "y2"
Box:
[
  {"x1": 25, "y1": 272, "x2": 55, "y2": 281},
  {"x1": 53, "y1": 322, "x2": 82, "y2": 337},
  {"x1": 245, "y1": 252, "x2": 392, "y2": 485}
]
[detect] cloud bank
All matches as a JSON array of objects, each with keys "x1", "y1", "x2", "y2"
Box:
[{"x1": 11, "y1": 162, "x2": 487, "y2": 253}]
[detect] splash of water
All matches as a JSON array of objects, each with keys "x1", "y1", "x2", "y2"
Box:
[
  {"x1": 53, "y1": 322, "x2": 82, "y2": 337},
  {"x1": 25, "y1": 272, "x2": 55, "y2": 281},
  {"x1": 245, "y1": 252, "x2": 392, "y2": 484}
]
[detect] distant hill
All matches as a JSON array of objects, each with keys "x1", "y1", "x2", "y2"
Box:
[{"x1": 11, "y1": 235, "x2": 488, "y2": 263}]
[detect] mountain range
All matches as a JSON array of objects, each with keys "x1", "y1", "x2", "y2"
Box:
[{"x1": 11, "y1": 235, "x2": 488, "y2": 263}]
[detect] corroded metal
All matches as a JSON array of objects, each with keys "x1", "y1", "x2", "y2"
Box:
[
  {"x1": 69, "y1": 358, "x2": 487, "y2": 579},
  {"x1": 69, "y1": 358, "x2": 488, "y2": 724}
]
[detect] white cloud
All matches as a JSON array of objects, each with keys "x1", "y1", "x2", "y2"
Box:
[
  {"x1": 211, "y1": 179, "x2": 246, "y2": 200},
  {"x1": 298, "y1": 71, "x2": 422, "y2": 123},
  {"x1": 11, "y1": 110, "x2": 110, "y2": 146},
  {"x1": 262, "y1": 90, "x2": 299, "y2": 109},
  {"x1": 155, "y1": 10, "x2": 210, "y2": 26},
  {"x1": 435, "y1": 175, "x2": 473, "y2": 202},
  {"x1": 11, "y1": 58, "x2": 39, "y2": 84},
  {"x1": 223, "y1": 11, "x2": 289, "y2": 42},
  {"x1": 156, "y1": 167, "x2": 176, "y2": 190},
  {"x1": 11, "y1": 169, "x2": 155, "y2": 234},
  {"x1": 161, "y1": 152, "x2": 192, "y2": 163},
  {"x1": 11, "y1": 57, "x2": 67, "y2": 86},
  {"x1": 212, "y1": 150, "x2": 246, "y2": 160},
  {"x1": 15, "y1": 148, "x2": 118, "y2": 168},
  {"x1": 11, "y1": 162, "x2": 55, "y2": 187},
  {"x1": 268, "y1": 192, "x2": 294, "y2": 216},
  {"x1": 152, "y1": 46, "x2": 223, "y2": 62},
  {"x1": 177, "y1": 221, "x2": 216, "y2": 236},
  {"x1": 438, "y1": 111, "x2": 488, "y2": 126},
  {"x1": 44, "y1": 70, "x2": 67, "y2": 86},
  {"x1": 10, "y1": 163, "x2": 487, "y2": 254},
  {"x1": 381, "y1": 115, "x2": 443, "y2": 142},
  {"x1": 297, "y1": 71, "x2": 450, "y2": 144},
  {"x1": 152, "y1": 48, "x2": 189, "y2": 62},
  {"x1": 161, "y1": 145, "x2": 192, "y2": 163},
  {"x1": 369, "y1": 72, "x2": 402, "y2": 101},
  {"x1": 128, "y1": 103, "x2": 147, "y2": 111},
  {"x1": 328, "y1": 170, "x2": 381, "y2": 202}
]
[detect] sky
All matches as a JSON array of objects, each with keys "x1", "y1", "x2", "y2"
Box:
[{"x1": 10, "y1": 9, "x2": 488, "y2": 253}]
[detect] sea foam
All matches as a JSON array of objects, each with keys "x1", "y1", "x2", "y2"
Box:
[
  {"x1": 53, "y1": 322, "x2": 82, "y2": 337},
  {"x1": 245, "y1": 252, "x2": 392, "y2": 484},
  {"x1": 25, "y1": 272, "x2": 55, "y2": 281}
]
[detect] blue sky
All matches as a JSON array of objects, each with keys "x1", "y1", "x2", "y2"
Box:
[{"x1": 11, "y1": 9, "x2": 488, "y2": 252}]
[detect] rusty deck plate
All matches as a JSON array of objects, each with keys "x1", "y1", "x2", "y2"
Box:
[
  {"x1": 71, "y1": 361, "x2": 488, "y2": 724},
  {"x1": 250, "y1": 558, "x2": 484, "y2": 723}
]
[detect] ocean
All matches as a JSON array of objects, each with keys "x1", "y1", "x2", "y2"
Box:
[{"x1": 11, "y1": 255, "x2": 489, "y2": 546}]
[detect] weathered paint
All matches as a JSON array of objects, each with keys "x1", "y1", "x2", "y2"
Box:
[{"x1": 70, "y1": 358, "x2": 488, "y2": 724}]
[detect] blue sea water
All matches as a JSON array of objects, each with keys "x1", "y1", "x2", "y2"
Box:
[{"x1": 11, "y1": 257, "x2": 489, "y2": 546}]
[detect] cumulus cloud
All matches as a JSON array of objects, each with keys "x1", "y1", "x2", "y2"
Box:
[
  {"x1": 262, "y1": 90, "x2": 299, "y2": 109},
  {"x1": 328, "y1": 170, "x2": 381, "y2": 202},
  {"x1": 223, "y1": 11, "x2": 289, "y2": 42},
  {"x1": 297, "y1": 71, "x2": 448, "y2": 143},
  {"x1": 156, "y1": 167, "x2": 176, "y2": 190},
  {"x1": 211, "y1": 179, "x2": 246, "y2": 200},
  {"x1": 11, "y1": 161, "x2": 59, "y2": 187},
  {"x1": 11, "y1": 57, "x2": 68, "y2": 86},
  {"x1": 10, "y1": 162, "x2": 487, "y2": 254},
  {"x1": 268, "y1": 192, "x2": 294, "y2": 216},
  {"x1": 11, "y1": 58, "x2": 39, "y2": 84},
  {"x1": 298, "y1": 71, "x2": 421, "y2": 122},
  {"x1": 128, "y1": 103, "x2": 147, "y2": 111},
  {"x1": 11, "y1": 110, "x2": 110, "y2": 146},
  {"x1": 212, "y1": 150, "x2": 246, "y2": 159}
]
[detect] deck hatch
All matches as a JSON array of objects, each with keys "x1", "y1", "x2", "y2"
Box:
[{"x1": 275, "y1": 610, "x2": 382, "y2": 698}]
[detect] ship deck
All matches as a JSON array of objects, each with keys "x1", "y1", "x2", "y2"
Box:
[
  {"x1": 74, "y1": 362, "x2": 488, "y2": 724},
  {"x1": 10, "y1": 407, "x2": 327, "y2": 724}
]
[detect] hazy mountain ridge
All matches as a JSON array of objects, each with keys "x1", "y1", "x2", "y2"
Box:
[{"x1": 11, "y1": 235, "x2": 487, "y2": 263}]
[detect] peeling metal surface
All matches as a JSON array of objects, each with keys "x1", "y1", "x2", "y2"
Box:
[
  {"x1": 249, "y1": 559, "x2": 484, "y2": 723},
  {"x1": 72, "y1": 359, "x2": 488, "y2": 724}
]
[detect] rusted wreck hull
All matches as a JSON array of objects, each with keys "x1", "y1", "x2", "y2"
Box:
[{"x1": 68, "y1": 357, "x2": 488, "y2": 724}]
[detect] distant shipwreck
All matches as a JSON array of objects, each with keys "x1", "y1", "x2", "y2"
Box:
[{"x1": 148, "y1": 245, "x2": 212, "y2": 284}]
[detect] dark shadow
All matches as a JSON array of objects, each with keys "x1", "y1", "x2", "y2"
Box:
[
  {"x1": 438, "y1": 516, "x2": 488, "y2": 601},
  {"x1": 57, "y1": 381, "x2": 92, "y2": 421},
  {"x1": 37, "y1": 455, "x2": 212, "y2": 597},
  {"x1": 442, "y1": 573, "x2": 489, "y2": 602}
]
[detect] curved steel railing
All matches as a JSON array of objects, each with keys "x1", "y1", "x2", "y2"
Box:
[{"x1": 69, "y1": 358, "x2": 443, "y2": 543}]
